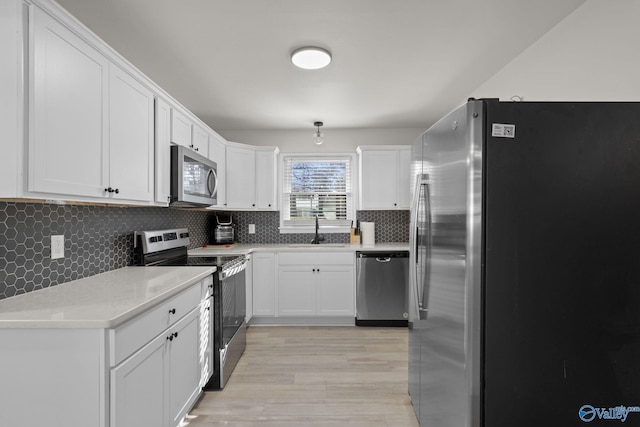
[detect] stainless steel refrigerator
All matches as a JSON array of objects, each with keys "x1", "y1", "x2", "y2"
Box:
[{"x1": 408, "y1": 99, "x2": 640, "y2": 427}]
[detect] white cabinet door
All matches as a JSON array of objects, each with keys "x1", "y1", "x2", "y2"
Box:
[
  {"x1": 255, "y1": 148, "x2": 277, "y2": 209},
  {"x1": 358, "y1": 146, "x2": 411, "y2": 210},
  {"x1": 397, "y1": 147, "x2": 411, "y2": 208},
  {"x1": 108, "y1": 65, "x2": 154, "y2": 202},
  {"x1": 360, "y1": 149, "x2": 398, "y2": 209},
  {"x1": 168, "y1": 308, "x2": 201, "y2": 426},
  {"x1": 191, "y1": 125, "x2": 209, "y2": 156},
  {"x1": 252, "y1": 252, "x2": 276, "y2": 316},
  {"x1": 200, "y1": 296, "x2": 213, "y2": 387},
  {"x1": 208, "y1": 135, "x2": 226, "y2": 207},
  {"x1": 278, "y1": 266, "x2": 315, "y2": 316},
  {"x1": 277, "y1": 252, "x2": 355, "y2": 317},
  {"x1": 111, "y1": 332, "x2": 166, "y2": 427},
  {"x1": 155, "y1": 98, "x2": 171, "y2": 205},
  {"x1": 171, "y1": 108, "x2": 192, "y2": 147},
  {"x1": 245, "y1": 255, "x2": 254, "y2": 323},
  {"x1": 30, "y1": 7, "x2": 109, "y2": 197},
  {"x1": 316, "y1": 265, "x2": 355, "y2": 316},
  {"x1": 225, "y1": 144, "x2": 256, "y2": 209}
]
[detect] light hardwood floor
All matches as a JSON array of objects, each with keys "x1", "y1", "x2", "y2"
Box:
[{"x1": 185, "y1": 326, "x2": 419, "y2": 426}]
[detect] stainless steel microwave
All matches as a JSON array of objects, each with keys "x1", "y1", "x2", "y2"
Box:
[{"x1": 170, "y1": 145, "x2": 218, "y2": 207}]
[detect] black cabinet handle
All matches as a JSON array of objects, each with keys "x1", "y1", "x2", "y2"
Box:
[
  {"x1": 169, "y1": 308, "x2": 176, "y2": 315},
  {"x1": 104, "y1": 187, "x2": 120, "y2": 194},
  {"x1": 166, "y1": 332, "x2": 178, "y2": 341}
]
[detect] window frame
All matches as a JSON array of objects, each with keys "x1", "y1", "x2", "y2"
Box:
[{"x1": 278, "y1": 152, "x2": 358, "y2": 234}]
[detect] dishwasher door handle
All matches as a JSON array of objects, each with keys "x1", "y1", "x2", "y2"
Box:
[{"x1": 375, "y1": 257, "x2": 392, "y2": 263}]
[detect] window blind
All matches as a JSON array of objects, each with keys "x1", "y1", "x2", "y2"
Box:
[{"x1": 282, "y1": 156, "x2": 353, "y2": 223}]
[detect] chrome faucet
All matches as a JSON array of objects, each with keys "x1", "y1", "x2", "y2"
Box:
[{"x1": 311, "y1": 215, "x2": 325, "y2": 244}]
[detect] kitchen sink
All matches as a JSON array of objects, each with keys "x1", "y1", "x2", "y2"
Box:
[{"x1": 286, "y1": 244, "x2": 347, "y2": 248}]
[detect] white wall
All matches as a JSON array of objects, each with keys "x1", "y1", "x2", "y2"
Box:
[
  {"x1": 0, "y1": 0, "x2": 20, "y2": 197},
  {"x1": 219, "y1": 128, "x2": 423, "y2": 153},
  {"x1": 471, "y1": 0, "x2": 640, "y2": 101}
]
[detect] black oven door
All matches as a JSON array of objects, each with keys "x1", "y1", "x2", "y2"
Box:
[{"x1": 206, "y1": 258, "x2": 247, "y2": 390}]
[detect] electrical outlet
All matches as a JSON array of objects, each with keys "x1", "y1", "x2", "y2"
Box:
[
  {"x1": 51, "y1": 235, "x2": 65, "y2": 259},
  {"x1": 248, "y1": 224, "x2": 256, "y2": 234}
]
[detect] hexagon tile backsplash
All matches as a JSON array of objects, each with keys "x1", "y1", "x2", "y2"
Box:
[
  {"x1": 0, "y1": 201, "x2": 409, "y2": 300},
  {"x1": 0, "y1": 201, "x2": 209, "y2": 300}
]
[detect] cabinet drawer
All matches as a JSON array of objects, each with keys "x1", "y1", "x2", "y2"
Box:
[
  {"x1": 110, "y1": 283, "x2": 201, "y2": 366},
  {"x1": 278, "y1": 252, "x2": 354, "y2": 266}
]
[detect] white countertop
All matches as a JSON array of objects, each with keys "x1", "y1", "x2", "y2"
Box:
[
  {"x1": 189, "y1": 242, "x2": 410, "y2": 257},
  {"x1": 0, "y1": 266, "x2": 215, "y2": 329}
]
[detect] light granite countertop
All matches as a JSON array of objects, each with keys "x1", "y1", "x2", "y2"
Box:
[
  {"x1": 0, "y1": 266, "x2": 215, "y2": 329},
  {"x1": 189, "y1": 242, "x2": 410, "y2": 257}
]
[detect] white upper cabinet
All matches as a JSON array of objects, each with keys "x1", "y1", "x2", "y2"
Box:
[
  {"x1": 224, "y1": 142, "x2": 278, "y2": 210},
  {"x1": 191, "y1": 125, "x2": 209, "y2": 156},
  {"x1": 255, "y1": 148, "x2": 278, "y2": 210},
  {"x1": 357, "y1": 145, "x2": 411, "y2": 210},
  {"x1": 155, "y1": 98, "x2": 171, "y2": 205},
  {"x1": 170, "y1": 108, "x2": 192, "y2": 148},
  {"x1": 208, "y1": 133, "x2": 226, "y2": 208},
  {"x1": 29, "y1": 5, "x2": 154, "y2": 203},
  {"x1": 29, "y1": 6, "x2": 109, "y2": 198},
  {"x1": 108, "y1": 64, "x2": 154, "y2": 202},
  {"x1": 225, "y1": 143, "x2": 256, "y2": 209}
]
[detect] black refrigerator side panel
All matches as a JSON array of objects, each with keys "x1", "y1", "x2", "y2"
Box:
[{"x1": 482, "y1": 102, "x2": 640, "y2": 427}]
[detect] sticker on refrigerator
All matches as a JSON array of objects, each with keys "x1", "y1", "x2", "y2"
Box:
[{"x1": 491, "y1": 123, "x2": 516, "y2": 138}]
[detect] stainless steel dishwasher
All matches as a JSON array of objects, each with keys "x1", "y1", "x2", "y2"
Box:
[{"x1": 356, "y1": 251, "x2": 409, "y2": 326}]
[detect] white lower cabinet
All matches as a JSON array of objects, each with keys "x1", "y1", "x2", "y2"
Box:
[
  {"x1": 252, "y1": 252, "x2": 276, "y2": 316},
  {"x1": 111, "y1": 330, "x2": 166, "y2": 427},
  {"x1": 168, "y1": 309, "x2": 201, "y2": 426},
  {"x1": 277, "y1": 252, "x2": 355, "y2": 317},
  {"x1": 110, "y1": 286, "x2": 204, "y2": 427}
]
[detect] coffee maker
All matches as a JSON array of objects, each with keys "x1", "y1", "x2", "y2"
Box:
[{"x1": 209, "y1": 213, "x2": 236, "y2": 244}]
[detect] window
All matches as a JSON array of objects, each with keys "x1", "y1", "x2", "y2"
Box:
[{"x1": 281, "y1": 155, "x2": 355, "y2": 232}]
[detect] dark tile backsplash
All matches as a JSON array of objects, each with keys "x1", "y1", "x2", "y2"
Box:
[
  {"x1": 0, "y1": 201, "x2": 408, "y2": 300},
  {"x1": 0, "y1": 201, "x2": 209, "y2": 300},
  {"x1": 233, "y1": 210, "x2": 409, "y2": 244}
]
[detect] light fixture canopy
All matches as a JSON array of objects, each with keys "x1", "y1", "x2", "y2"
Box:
[
  {"x1": 291, "y1": 47, "x2": 332, "y2": 70},
  {"x1": 313, "y1": 121, "x2": 324, "y2": 145}
]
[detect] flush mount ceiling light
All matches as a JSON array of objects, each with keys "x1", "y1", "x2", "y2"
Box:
[
  {"x1": 313, "y1": 121, "x2": 324, "y2": 145},
  {"x1": 291, "y1": 47, "x2": 332, "y2": 70}
]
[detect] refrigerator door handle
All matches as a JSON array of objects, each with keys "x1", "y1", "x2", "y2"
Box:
[
  {"x1": 416, "y1": 180, "x2": 431, "y2": 316},
  {"x1": 409, "y1": 175, "x2": 422, "y2": 321}
]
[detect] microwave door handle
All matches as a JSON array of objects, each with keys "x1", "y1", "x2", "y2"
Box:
[
  {"x1": 212, "y1": 168, "x2": 218, "y2": 197},
  {"x1": 207, "y1": 168, "x2": 217, "y2": 197}
]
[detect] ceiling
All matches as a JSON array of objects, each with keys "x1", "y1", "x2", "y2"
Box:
[{"x1": 56, "y1": 0, "x2": 585, "y2": 132}]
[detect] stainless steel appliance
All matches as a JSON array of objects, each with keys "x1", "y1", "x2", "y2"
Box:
[
  {"x1": 355, "y1": 251, "x2": 409, "y2": 326},
  {"x1": 409, "y1": 99, "x2": 640, "y2": 426},
  {"x1": 211, "y1": 214, "x2": 236, "y2": 244},
  {"x1": 170, "y1": 145, "x2": 218, "y2": 207},
  {"x1": 134, "y1": 228, "x2": 247, "y2": 390}
]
